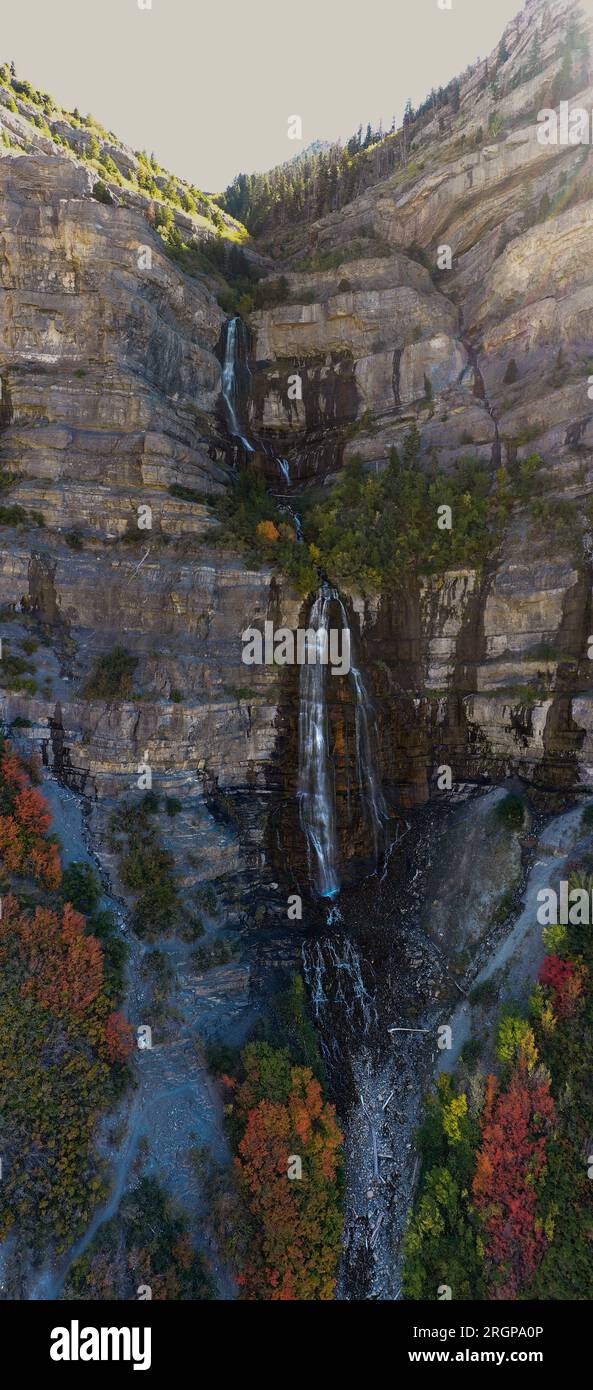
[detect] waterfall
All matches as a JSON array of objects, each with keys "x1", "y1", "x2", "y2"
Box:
[
  {"x1": 221, "y1": 316, "x2": 254, "y2": 452},
  {"x1": 298, "y1": 584, "x2": 386, "y2": 898},
  {"x1": 298, "y1": 584, "x2": 340, "y2": 898},
  {"x1": 302, "y1": 937, "x2": 377, "y2": 1036},
  {"x1": 350, "y1": 665, "x2": 388, "y2": 856},
  {"x1": 278, "y1": 458, "x2": 291, "y2": 486},
  {"x1": 333, "y1": 593, "x2": 388, "y2": 861}
]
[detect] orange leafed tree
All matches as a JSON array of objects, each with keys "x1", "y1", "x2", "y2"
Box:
[
  {"x1": 232, "y1": 1043, "x2": 343, "y2": 1300},
  {"x1": 0, "y1": 744, "x2": 61, "y2": 889},
  {"x1": 1, "y1": 895, "x2": 104, "y2": 1021},
  {"x1": 256, "y1": 520, "x2": 280, "y2": 544},
  {"x1": 0, "y1": 747, "x2": 28, "y2": 791},
  {"x1": 105, "y1": 1010, "x2": 135, "y2": 1063},
  {"x1": 14, "y1": 786, "x2": 52, "y2": 835}
]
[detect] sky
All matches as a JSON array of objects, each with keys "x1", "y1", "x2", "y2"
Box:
[{"x1": 1, "y1": 0, "x2": 541, "y2": 192}]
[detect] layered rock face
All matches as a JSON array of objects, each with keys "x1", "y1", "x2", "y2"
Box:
[
  {"x1": 0, "y1": 143, "x2": 292, "y2": 894},
  {"x1": 0, "y1": 154, "x2": 228, "y2": 531},
  {"x1": 245, "y1": 0, "x2": 593, "y2": 834},
  {"x1": 1, "y1": 0, "x2": 593, "y2": 897}
]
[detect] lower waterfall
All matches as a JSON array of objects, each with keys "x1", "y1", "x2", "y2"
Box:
[
  {"x1": 298, "y1": 583, "x2": 386, "y2": 897},
  {"x1": 297, "y1": 585, "x2": 340, "y2": 898}
]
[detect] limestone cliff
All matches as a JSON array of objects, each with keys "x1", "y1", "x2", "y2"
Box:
[{"x1": 1, "y1": 0, "x2": 593, "y2": 893}]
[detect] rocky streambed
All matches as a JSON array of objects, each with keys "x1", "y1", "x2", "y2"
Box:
[{"x1": 300, "y1": 785, "x2": 592, "y2": 1300}]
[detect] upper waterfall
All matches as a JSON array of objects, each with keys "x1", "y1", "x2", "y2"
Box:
[{"x1": 221, "y1": 316, "x2": 254, "y2": 452}]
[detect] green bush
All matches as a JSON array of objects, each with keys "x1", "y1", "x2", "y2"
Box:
[
  {"x1": 61, "y1": 861, "x2": 101, "y2": 915},
  {"x1": 0, "y1": 505, "x2": 44, "y2": 527},
  {"x1": 495, "y1": 792, "x2": 524, "y2": 828},
  {"x1": 83, "y1": 646, "x2": 138, "y2": 701},
  {"x1": 92, "y1": 179, "x2": 114, "y2": 205},
  {"x1": 192, "y1": 939, "x2": 236, "y2": 971},
  {"x1": 111, "y1": 801, "x2": 179, "y2": 938},
  {"x1": 469, "y1": 976, "x2": 498, "y2": 1006}
]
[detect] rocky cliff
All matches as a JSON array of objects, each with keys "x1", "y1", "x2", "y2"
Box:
[{"x1": 2, "y1": 0, "x2": 592, "y2": 886}]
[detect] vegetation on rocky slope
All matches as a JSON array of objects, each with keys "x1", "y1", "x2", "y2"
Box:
[
  {"x1": 0, "y1": 741, "x2": 134, "y2": 1257},
  {"x1": 219, "y1": 8, "x2": 589, "y2": 240},
  {"x1": 63, "y1": 1176, "x2": 212, "y2": 1301},
  {"x1": 403, "y1": 854, "x2": 593, "y2": 1300},
  {"x1": 208, "y1": 428, "x2": 545, "y2": 595},
  {"x1": 202, "y1": 975, "x2": 344, "y2": 1300},
  {"x1": 0, "y1": 60, "x2": 241, "y2": 240}
]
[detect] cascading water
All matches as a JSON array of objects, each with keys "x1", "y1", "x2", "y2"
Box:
[
  {"x1": 221, "y1": 316, "x2": 254, "y2": 452},
  {"x1": 350, "y1": 665, "x2": 388, "y2": 857},
  {"x1": 331, "y1": 593, "x2": 387, "y2": 859},
  {"x1": 303, "y1": 937, "x2": 377, "y2": 1036},
  {"x1": 298, "y1": 584, "x2": 387, "y2": 898},
  {"x1": 221, "y1": 316, "x2": 385, "y2": 895},
  {"x1": 298, "y1": 584, "x2": 340, "y2": 898}
]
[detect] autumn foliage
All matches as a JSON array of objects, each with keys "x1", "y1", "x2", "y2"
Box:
[
  {"x1": 105, "y1": 1009, "x2": 135, "y2": 1063},
  {"x1": 0, "y1": 741, "x2": 134, "y2": 1252},
  {"x1": 472, "y1": 1063, "x2": 556, "y2": 1299},
  {"x1": 0, "y1": 743, "x2": 61, "y2": 888},
  {"x1": 1, "y1": 896, "x2": 104, "y2": 1021},
  {"x1": 255, "y1": 519, "x2": 280, "y2": 544},
  {"x1": 539, "y1": 953, "x2": 585, "y2": 1018},
  {"x1": 224, "y1": 1041, "x2": 343, "y2": 1300}
]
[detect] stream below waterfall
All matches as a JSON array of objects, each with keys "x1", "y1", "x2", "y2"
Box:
[{"x1": 299, "y1": 787, "x2": 593, "y2": 1299}]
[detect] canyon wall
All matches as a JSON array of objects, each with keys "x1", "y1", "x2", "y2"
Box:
[{"x1": 1, "y1": 0, "x2": 593, "y2": 897}]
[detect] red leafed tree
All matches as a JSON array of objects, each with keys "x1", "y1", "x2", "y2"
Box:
[
  {"x1": 539, "y1": 953, "x2": 585, "y2": 1018},
  {"x1": 473, "y1": 1066, "x2": 556, "y2": 1298},
  {"x1": 105, "y1": 1010, "x2": 135, "y2": 1063}
]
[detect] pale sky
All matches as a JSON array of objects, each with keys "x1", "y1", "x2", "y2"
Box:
[{"x1": 0, "y1": 0, "x2": 550, "y2": 192}]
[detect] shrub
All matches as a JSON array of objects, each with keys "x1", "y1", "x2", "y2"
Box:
[
  {"x1": 495, "y1": 792, "x2": 524, "y2": 828},
  {"x1": 111, "y1": 802, "x2": 179, "y2": 938},
  {"x1": 83, "y1": 646, "x2": 138, "y2": 701},
  {"x1": 92, "y1": 179, "x2": 114, "y2": 205},
  {"x1": 64, "y1": 1176, "x2": 211, "y2": 1300},
  {"x1": 469, "y1": 976, "x2": 498, "y2": 1007},
  {"x1": 61, "y1": 860, "x2": 101, "y2": 915},
  {"x1": 256, "y1": 519, "x2": 280, "y2": 544},
  {"x1": 192, "y1": 939, "x2": 236, "y2": 971}
]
